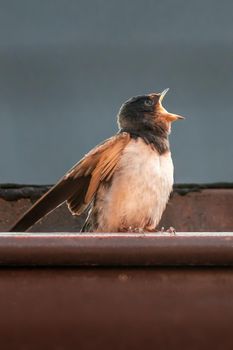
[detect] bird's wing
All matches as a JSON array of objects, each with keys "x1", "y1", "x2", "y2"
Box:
[{"x1": 10, "y1": 132, "x2": 130, "y2": 232}]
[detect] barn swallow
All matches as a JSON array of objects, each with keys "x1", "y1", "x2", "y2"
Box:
[{"x1": 10, "y1": 89, "x2": 184, "y2": 232}]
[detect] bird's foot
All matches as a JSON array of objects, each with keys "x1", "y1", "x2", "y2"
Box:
[
  {"x1": 121, "y1": 225, "x2": 176, "y2": 235},
  {"x1": 160, "y1": 226, "x2": 176, "y2": 235},
  {"x1": 120, "y1": 226, "x2": 147, "y2": 234},
  {"x1": 128, "y1": 227, "x2": 145, "y2": 233}
]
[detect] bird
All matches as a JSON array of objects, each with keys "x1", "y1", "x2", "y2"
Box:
[{"x1": 10, "y1": 89, "x2": 184, "y2": 233}]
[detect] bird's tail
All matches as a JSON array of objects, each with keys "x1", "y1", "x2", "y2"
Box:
[{"x1": 9, "y1": 178, "x2": 77, "y2": 232}]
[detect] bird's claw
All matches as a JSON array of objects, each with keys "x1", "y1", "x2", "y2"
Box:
[
  {"x1": 128, "y1": 227, "x2": 145, "y2": 233},
  {"x1": 160, "y1": 226, "x2": 176, "y2": 235},
  {"x1": 167, "y1": 226, "x2": 176, "y2": 235}
]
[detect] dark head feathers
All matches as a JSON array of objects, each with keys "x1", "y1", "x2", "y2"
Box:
[{"x1": 118, "y1": 92, "x2": 169, "y2": 154}]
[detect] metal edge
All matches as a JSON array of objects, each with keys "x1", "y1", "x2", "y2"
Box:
[{"x1": 0, "y1": 232, "x2": 232, "y2": 267}]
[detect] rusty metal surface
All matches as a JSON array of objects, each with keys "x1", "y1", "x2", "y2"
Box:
[
  {"x1": 1, "y1": 184, "x2": 232, "y2": 349},
  {"x1": 0, "y1": 266, "x2": 233, "y2": 350},
  {"x1": 0, "y1": 198, "x2": 85, "y2": 232},
  {"x1": 0, "y1": 233, "x2": 233, "y2": 266},
  {"x1": 0, "y1": 184, "x2": 233, "y2": 232},
  {"x1": 0, "y1": 183, "x2": 51, "y2": 200},
  {"x1": 1, "y1": 182, "x2": 233, "y2": 200},
  {"x1": 161, "y1": 189, "x2": 233, "y2": 232}
]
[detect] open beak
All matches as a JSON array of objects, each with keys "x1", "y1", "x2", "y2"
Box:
[
  {"x1": 159, "y1": 88, "x2": 185, "y2": 122},
  {"x1": 159, "y1": 88, "x2": 170, "y2": 102}
]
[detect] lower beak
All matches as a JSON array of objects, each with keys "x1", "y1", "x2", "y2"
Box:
[
  {"x1": 158, "y1": 88, "x2": 185, "y2": 121},
  {"x1": 174, "y1": 114, "x2": 185, "y2": 120},
  {"x1": 166, "y1": 113, "x2": 185, "y2": 122}
]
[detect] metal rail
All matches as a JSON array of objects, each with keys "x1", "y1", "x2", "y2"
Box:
[{"x1": 0, "y1": 232, "x2": 233, "y2": 266}]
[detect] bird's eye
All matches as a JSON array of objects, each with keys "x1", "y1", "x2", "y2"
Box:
[{"x1": 144, "y1": 99, "x2": 154, "y2": 107}]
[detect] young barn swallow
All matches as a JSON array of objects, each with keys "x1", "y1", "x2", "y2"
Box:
[{"x1": 10, "y1": 89, "x2": 184, "y2": 233}]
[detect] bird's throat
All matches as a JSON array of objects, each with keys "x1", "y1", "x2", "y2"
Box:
[{"x1": 120, "y1": 126, "x2": 170, "y2": 155}]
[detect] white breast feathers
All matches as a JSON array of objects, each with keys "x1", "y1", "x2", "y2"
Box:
[{"x1": 96, "y1": 138, "x2": 174, "y2": 232}]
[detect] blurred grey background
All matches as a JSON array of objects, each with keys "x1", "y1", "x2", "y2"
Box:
[{"x1": 0, "y1": 0, "x2": 232, "y2": 184}]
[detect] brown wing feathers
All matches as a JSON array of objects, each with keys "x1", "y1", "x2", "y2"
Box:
[
  {"x1": 9, "y1": 176, "x2": 87, "y2": 232},
  {"x1": 84, "y1": 133, "x2": 130, "y2": 203},
  {"x1": 66, "y1": 175, "x2": 92, "y2": 214},
  {"x1": 9, "y1": 133, "x2": 130, "y2": 232}
]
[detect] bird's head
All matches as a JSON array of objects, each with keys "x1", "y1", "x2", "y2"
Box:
[{"x1": 118, "y1": 89, "x2": 184, "y2": 134}]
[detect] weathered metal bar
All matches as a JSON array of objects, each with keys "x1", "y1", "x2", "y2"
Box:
[
  {"x1": 1, "y1": 185, "x2": 233, "y2": 232},
  {"x1": 1, "y1": 266, "x2": 233, "y2": 350},
  {"x1": 1, "y1": 182, "x2": 233, "y2": 200},
  {"x1": 0, "y1": 232, "x2": 232, "y2": 266}
]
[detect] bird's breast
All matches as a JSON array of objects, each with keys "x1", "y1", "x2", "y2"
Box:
[{"x1": 96, "y1": 138, "x2": 174, "y2": 231}]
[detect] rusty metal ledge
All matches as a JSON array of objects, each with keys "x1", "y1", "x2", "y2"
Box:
[
  {"x1": 1, "y1": 182, "x2": 233, "y2": 200},
  {"x1": 0, "y1": 232, "x2": 232, "y2": 267}
]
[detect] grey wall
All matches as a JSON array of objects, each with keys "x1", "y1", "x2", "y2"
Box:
[{"x1": 0, "y1": 0, "x2": 233, "y2": 184}]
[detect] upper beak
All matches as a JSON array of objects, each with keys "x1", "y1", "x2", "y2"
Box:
[
  {"x1": 159, "y1": 88, "x2": 185, "y2": 121},
  {"x1": 159, "y1": 88, "x2": 170, "y2": 102}
]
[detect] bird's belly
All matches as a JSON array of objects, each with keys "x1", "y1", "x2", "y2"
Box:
[{"x1": 96, "y1": 139, "x2": 174, "y2": 232}]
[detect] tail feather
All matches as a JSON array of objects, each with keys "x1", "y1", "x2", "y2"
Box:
[{"x1": 9, "y1": 178, "x2": 78, "y2": 232}]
